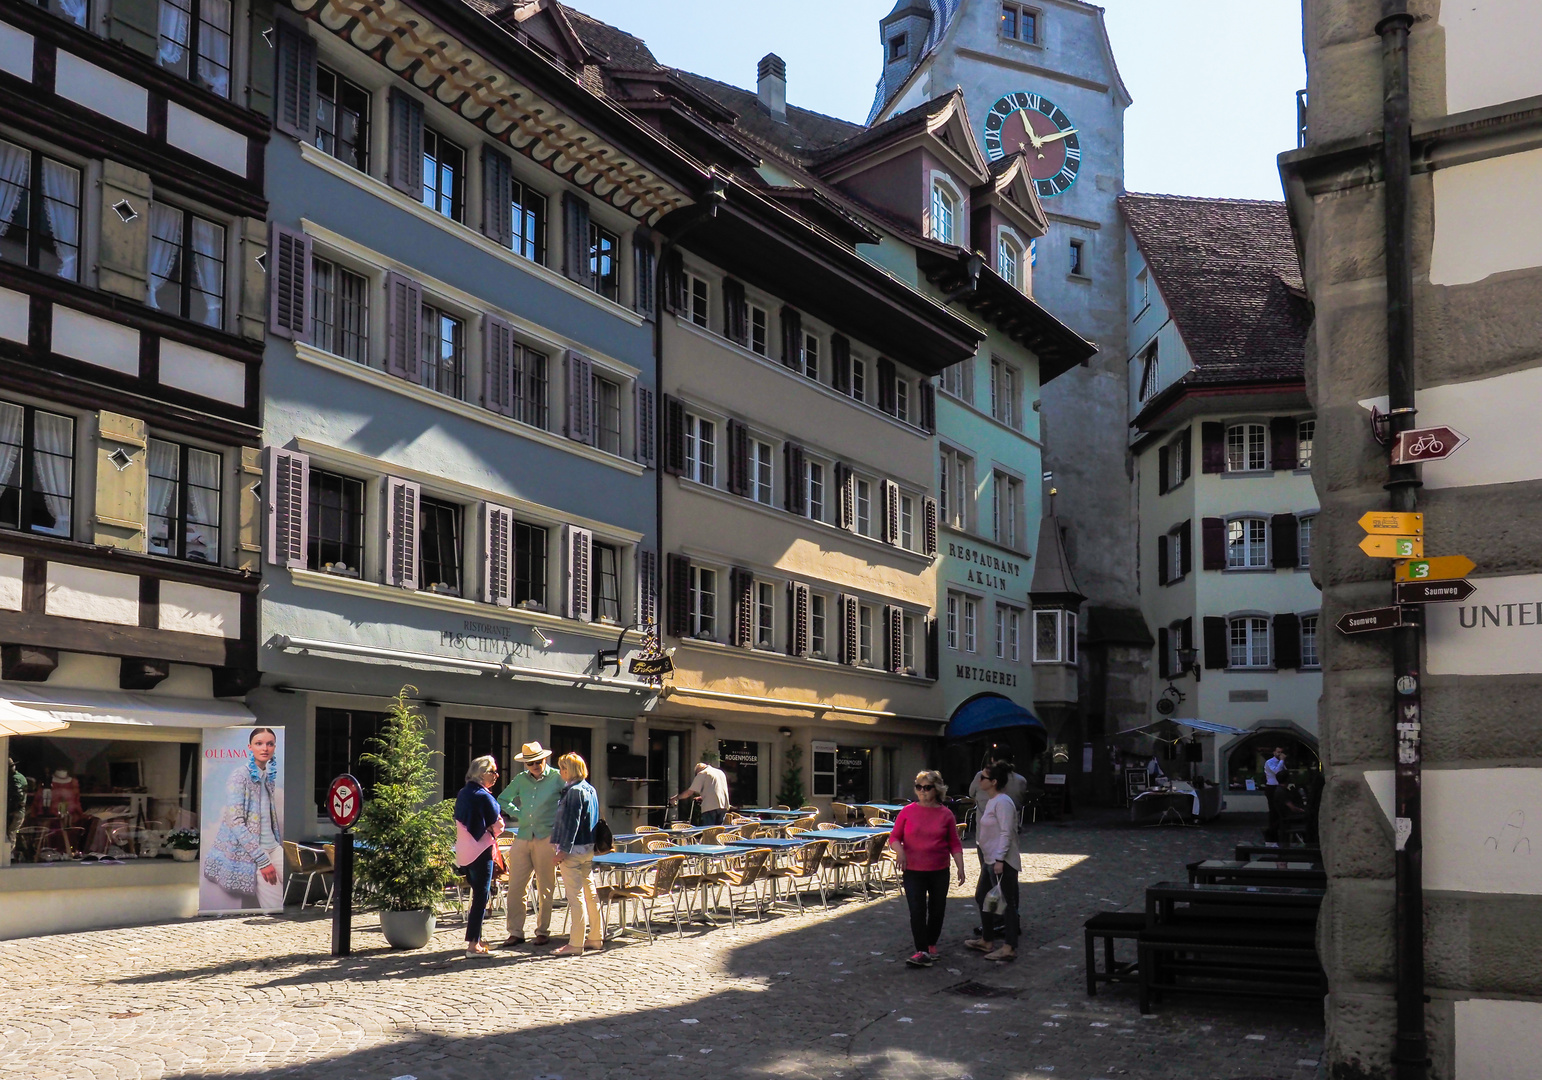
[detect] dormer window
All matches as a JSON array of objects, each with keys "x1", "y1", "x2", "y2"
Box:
[
  {"x1": 997, "y1": 232, "x2": 1025, "y2": 290},
  {"x1": 930, "y1": 181, "x2": 958, "y2": 245},
  {"x1": 889, "y1": 34, "x2": 908, "y2": 62}
]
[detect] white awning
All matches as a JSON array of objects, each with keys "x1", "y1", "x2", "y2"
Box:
[{"x1": 0, "y1": 683, "x2": 255, "y2": 735}]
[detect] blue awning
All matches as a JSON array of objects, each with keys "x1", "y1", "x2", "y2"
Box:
[
  {"x1": 1171, "y1": 718, "x2": 1249, "y2": 736},
  {"x1": 945, "y1": 693, "x2": 1047, "y2": 741}
]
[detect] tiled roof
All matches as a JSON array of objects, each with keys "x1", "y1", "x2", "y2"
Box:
[
  {"x1": 673, "y1": 71, "x2": 865, "y2": 162},
  {"x1": 1119, "y1": 194, "x2": 1308, "y2": 386},
  {"x1": 808, "y1": 91, "x2": 959, "y2": 168},
  {"x1": 563, "y1": 5, "x2": 659, "y2": 71}
]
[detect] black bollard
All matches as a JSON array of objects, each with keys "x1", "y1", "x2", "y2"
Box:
[{"x1": 331, "y1": 830, "x2": 353, "y2": 956}]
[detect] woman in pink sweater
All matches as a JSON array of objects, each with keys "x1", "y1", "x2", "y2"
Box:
[{"x1": 888, "y1": 770, "x2": 965, "y2": 967}]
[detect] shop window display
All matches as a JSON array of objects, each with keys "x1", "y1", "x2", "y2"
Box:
[{"x1": 6, "y1": 736, "x2": 198, "y2": 864}]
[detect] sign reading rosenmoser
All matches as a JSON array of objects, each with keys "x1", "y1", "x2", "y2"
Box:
[{"x1": 1427, "y1": 574, "x2": 1542, "y2": 676}]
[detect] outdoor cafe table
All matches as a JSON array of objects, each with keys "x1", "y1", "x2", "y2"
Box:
[
  {"x1": 815, "y1": 827, "x2": 891, "y2": 840},
  {"x1": 614, "y1": 827, "x2": 708, "y2": 850},
  {"x1": 736, "y1": 809, "x2": 808, "y2": 819},
  {"x1": 1145, "y1": 880, "x2": 1325, "y2": 924},
  {"x1": 727, "y1": 837, "x2": 820, "y2": 848},
  {"x1": 1190, "y1": 860, "x2": 1326, "y2": 889},
  {"x1": 860, "y1": 803, "x2": 908, "y2": 815}
]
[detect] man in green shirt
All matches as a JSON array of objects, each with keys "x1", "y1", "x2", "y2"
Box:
[{"x1": 497, "y1": 741, "x2": 566, "y2": 946}]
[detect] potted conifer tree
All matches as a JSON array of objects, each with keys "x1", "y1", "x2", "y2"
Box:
[{"x1": 354, "y1": 689, "x2": 454, "y2": 949}]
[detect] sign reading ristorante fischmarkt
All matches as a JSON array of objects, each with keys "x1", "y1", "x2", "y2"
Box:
[{"x1": 945, "y1": 540, "x2": 1026, "y2": 591}]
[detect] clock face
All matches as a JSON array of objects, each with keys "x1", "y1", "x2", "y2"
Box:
[{"x1": 982, "y1": 91, "x2": 1081, "y2": 198}]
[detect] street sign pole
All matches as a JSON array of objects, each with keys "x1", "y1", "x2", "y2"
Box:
[{"x1": 331, "y1": 830, "x2": 353, "y2": 957}]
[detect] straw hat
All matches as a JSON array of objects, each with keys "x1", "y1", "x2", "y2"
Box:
[{"x1": 514, "y1": 741, "x2": 553, "y2": 763}]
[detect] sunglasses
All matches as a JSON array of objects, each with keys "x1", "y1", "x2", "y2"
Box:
[{"x1": 914, "y1": 784, "x2": 936, "y2": 791}]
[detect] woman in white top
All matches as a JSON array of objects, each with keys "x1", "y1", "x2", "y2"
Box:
[{"x1": 965, "y1": 762, "x2": 1020, "y2": 962}]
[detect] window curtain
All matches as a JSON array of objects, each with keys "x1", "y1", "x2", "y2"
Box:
[
  {"x1": 191, "y1": 217, "x2": 224, "y2": 326},
  {"x1": 53, "y1": 0, "x2": 90, "y2": 26},
  {"x1": 31, "y1": 412, "x2": 73, "y2": 534},
  {"x1": 158, "y1": 0, "x2": 193, "y2": 72},
  {"x1": 196, "y1": 0, "x2": 232, "y2": 98},
  {"x1": 185, "y1": 447, "x2": 220, "y2": 562},
  {"x1": 40, "y1": 160, "x2": 80, "y2": 281},
  {"x1": 148, "y1": 439, "x2": 179, "y2": 555},
  {"x1": 0, "y1": 403, "x2": 23, "y2": 500},
  {"x1": 147, "y1": 204, "x2": 182, "y2": 312},
  {"x1": 0, "y1": 141, "x2": 28, "y2": 235}
]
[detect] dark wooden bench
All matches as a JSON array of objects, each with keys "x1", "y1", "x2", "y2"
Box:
[
  {"x1": 1138, "y1": 881, "x2": 1325, "y2": 1014},
  {"x1": 1083, "y1": 911, "x2": 1144, "y2": 995},
  {"x1": 1234, "y1": 843, "x2": 1322, "y2": 863},
  {"x1": 1190, "y1": 859, "x2": 1326, "y2": 889}
]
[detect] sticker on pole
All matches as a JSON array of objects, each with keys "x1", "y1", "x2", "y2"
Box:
[{"x1": 327, "y1": 774, "x2": 364, "y2": 830}]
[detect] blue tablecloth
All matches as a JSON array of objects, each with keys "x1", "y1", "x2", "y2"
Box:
[
  {"x1": 737, "y1": 809, "x2": 808, "y2": 819},
  {"x1": 727, "y1": 837, "x2": 820, "y2": 849},
  {"x1": 593, "y1": 852, "x2": 661, "y2": 867},
  {"x1": 816, "y1": 828, "x2": 891, "y2": 840},
  {"x1": 662, "y1": 845, "x2": 738, "y2": 857}
]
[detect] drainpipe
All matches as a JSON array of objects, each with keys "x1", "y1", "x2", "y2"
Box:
[{"x1": 1377, "y1": 4, "x2": 1426, "y2": 1079}]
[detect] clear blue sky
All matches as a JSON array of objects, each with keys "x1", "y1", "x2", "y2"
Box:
[{"x1": 566, "y1": 0, "x2": 1305, "y2": 200}]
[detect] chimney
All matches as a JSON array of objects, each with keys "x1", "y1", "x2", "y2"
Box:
[{"x1": 757, "y1": 53, "x2": 787, "y2": 123}]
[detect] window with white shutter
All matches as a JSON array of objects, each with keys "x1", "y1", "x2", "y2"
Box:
[
  {"x1": 481, "y1": 503, "x2": 513, "y2": 607},
  {"x1": 564, "y1": 524, "x2": 593, "y2": 622},
  {"x1": 268, "y1": 224, "x2": 311, "y2": 341},
  {"x1": 886, "y1": 605, "x2": 903, "y2": 673},
  {"x1": 265, "y1": 446, "x2": 309, "y2": 568},
  {"x1": 840, "y1": 594, "x2": 859, "y2": 666},
  {"x1": 566, "y1": 352, "x2": 595, "y2": 445},
  {"x1": 383, "y1": 476, "x2": 420, "y2": 589},
  {"x1": 922, "y1": 496, "x2": 938, "y2": 557},
  {"x1": 883, "y1": 480, "x2": 900, "y2": 545},
  {"x1": 789, "y1": 582, "x2": 810, "y2": 657}
]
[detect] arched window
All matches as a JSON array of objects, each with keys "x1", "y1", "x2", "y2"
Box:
[
  {"x1": 930, "y1": 180, "x2": 958, "y2": 244},
  {"x1": 997, "y1": 231, "x2": 1024, "y2": 289},
  {"x1": 1225, "y1": 731, "x2": 1319, "y2": 791}
]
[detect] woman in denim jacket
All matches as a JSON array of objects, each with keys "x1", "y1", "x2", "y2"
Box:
[{"x1": 551, "y1": 752, "x2": 601, "y2": 956}]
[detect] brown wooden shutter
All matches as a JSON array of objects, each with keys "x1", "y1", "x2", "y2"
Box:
[
  {"x1": 481, "y1": 503, "x2": 513, "y2": 607},
  {"x1": 564, "y1": 524, "x2": 593, "y2": 621},
  {"x1": 1157, "y1": 533, "x2": 1170, "y2": 586},
  {"x1": 666, "y1": 553, "x2": 691, "y2": 637},
  {"x1": 780, "y1": 307, "x2": 802, "y2": 369},
  {"x1": 562, "y1": 193, "x2": 592, "y2": 287},
  {"x1": 483, "y1": 316, "x2": 516, "y2": 417},
  {"x1": 922, "y1": 497, "x2": 939, "y2": 557},
  {"x1": 634, "y1": 385, "x2": 656, "y2": 467},
  {"x1": 840, "y1": 595, "x2": 859, "y2": 666},
  {"x1": 565, "y1": 351, "x2": 595, "y2": 445},
  {"x1": 918, "y1": 379, "x2": 936, "y2": 433},
  {"x1": 94, "y1": 411, "x2": 148, "y2": 552},
  {"x1": 886, "y1": 605, "x2": 903, "y2": 672},
  {"x1": 1179, "y1": 429, "x2": 1193, "y2": 480},
  {"x1": 925, "y1": 616, "x2": 939, "y2": 679},
  {"x1": 877, "y1": 357, "x2": 897, "y2": 414},
  {"x1": 1158, "y1": 626, "x2": 1171, "y2": 679},
  {"x1": 635, "y1": 547, "x2": 659, "y2": 627},
  {"x1": 722, "y1": 278, "x2": 748, "y2": 345},
  {"x1": 883, "y1": 480, "x2": 900, "y2": 545},
  {"x1": 830, "y1": 334, "x2": 851, "y2": 393},
  {"x1": 1201, "y1": 517, "x2": 1226, "y2": 570},
  {"x1": 274, "y1": 21, "x2": 317, "y2": 141},
  {"x1": 1158, "y1": 445, "x2": 1170, "y2": 495},
  {"x1": 265, "y1": 447, "x2": 310, "y2": 569},
  {"x1": 835, "y1": 463, "x2": 853, "y2": 530},
  {"x1": 1203, "y1": 615, "x2": 1228, "y2": 670},
  {"x1": 661, "y1": 248, "x2": 684, "y2": 313},
  {"x1": 387, "y1": 88, "x2": 424, "y2": 196},
  {"x1": 1180, "y1": 617, "x2": 1193, "y2": 660},
  {"x1": 789, "y1": 582, "x2": 810, "y2": 656},
  {"x1": 1201, "y1": 422, "x2": 1225, "y2": 474},
  {"x1": 726, "y1": 419, "x2": 749, "y2": 497},
  {"x1": 481, "y1": 145, "x2": 514, "y2": 248},
  {"x1": 1274, "y1": 613, "x2": 1301, "y2": 670},
  {"x1": 730, "y1": 568, "x2": 754, "y2": 648},
  {"x1": 236, "y1": 446, "x2": 263, "y2": 570},
  {"x1": 98, "y1": 161, "x2": 151, "y2": 301},
  {"x1": 268, "y1": 224, "x2": 310, "y2": 341},
  {"x1": 662, "y1": 395, "x2": 686, "y2": 475},
  {"x1": 634, "y1": 241, "x2": 657, "y2": 317},
  {"x1": 1271, "y1": 514, "x2": 1299, "y2": 569},
  {"x1": 784, "y1": 444, "x2": 806, "y2": 514},
  {"x1": 383, "y1": 477, "x2": 420, "y2": 589},
  {"x1": 1270, "y1": 417, "x2": 1298, "y2": 471},
  {"x1": 384, "y1": 272, "x2": 422, "y2": 381},
  {"x1": 1180, "y1": 519, "x2": 1193, "y2": 576}
]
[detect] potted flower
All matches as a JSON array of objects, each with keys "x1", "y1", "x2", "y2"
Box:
[
  {"x1": 164, "y1": 829, "x2": 200, "y2": 862},
  {"x1": 354, "y1": 689, "x2": 455, "y2": 949}
]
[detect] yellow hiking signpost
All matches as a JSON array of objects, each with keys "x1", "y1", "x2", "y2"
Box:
[
  {"x1": 1358, "y1": 511, "x2": 1423, "y2": 535},
  {"x1": 1360, "y1": 535, "x2": 1423, "y2": 558},
  {"x1": 1395, "y1": 555, "x2": 1477, "y2": 582}
]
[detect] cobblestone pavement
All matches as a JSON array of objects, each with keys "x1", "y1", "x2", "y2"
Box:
[{"x1": 0, "y1": 814, "x2": 1322, "y2": 1080}]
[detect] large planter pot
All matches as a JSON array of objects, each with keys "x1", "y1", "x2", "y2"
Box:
[
  {"x1": 379, "y1": 908, "x2": 436, "y2": 949},
  {"x1": 170, "y1": 849, "x2": 198, "y2": 862}
]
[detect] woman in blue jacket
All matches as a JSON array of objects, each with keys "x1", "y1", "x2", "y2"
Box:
[{"x1": 551, "y1": 752, "x2": 601, "y2": 956}]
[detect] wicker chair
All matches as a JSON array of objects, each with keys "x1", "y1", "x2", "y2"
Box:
[
  {"x1": 282, "y1": 841, "x2": 333, "y2": 910},
  {"x1": 645, "y1": 838, "x2": 675, "y2": 852},
  {"x1": 866, "y1": 816, "x2": 891, "y2": 828},
  {"x1": 785, "y1": 827, "x2": 808, "y2": 836},
  {"x1": 774, "y1": 804, "x2": 791, "y2": 811},
  {"x1": 765, "y1": 839, "x2": 829, "y2": 912},
  {"x1": 598, "y1": 855, "x2": 687, "y2": 942},
  {"x1": 699, "y1": 826, "x2": 725, "y2": 845},
  {"x1": 816, "y1": 822, "x2": 839, "y2": 831},
  {"x1": 713, "y1": 848, "x2": 771, "y2": 927},
  {"x1": 831, "y1": 801, "x2": 854, "y2": 826},
  {"x1": 636, "y1": 825, "x2": 663, "y2": 833},
  {"x1": 789, "y1": 815, "x2": 817, "y2": 832}
]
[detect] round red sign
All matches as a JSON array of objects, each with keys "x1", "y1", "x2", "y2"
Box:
[{"x1": 327, "y1": 774, "x2": 364, "y2": 830}]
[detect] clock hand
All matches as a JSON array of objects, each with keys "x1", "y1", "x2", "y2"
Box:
[
  {"x1": 1016, "y1": 109, "x2": 1045, "y2": 150},
  {"x1": 1037, "y1": 127, "x2": 1080, "y2": 146}
]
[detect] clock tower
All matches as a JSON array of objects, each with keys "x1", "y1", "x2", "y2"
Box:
[{"x1": 871, "y1": 0, "x2": 1145, "y2": 797}]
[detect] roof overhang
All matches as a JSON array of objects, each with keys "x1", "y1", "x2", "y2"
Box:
[
  {"x1": 1131, "y1": 377, "x2": 1309, "y2": 441},
  {"x1": 917, "y1": 249, "x2": 1096, "y2": 382},
  {"x1": 662, "y1": 183, "x2": 983, "y2": 374}
]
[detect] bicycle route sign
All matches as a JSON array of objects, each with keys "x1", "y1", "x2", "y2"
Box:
[
  {"x1": 1391, "y1": 425, "x2": 1469, "y2": 465},
  {"x1": 327, "y1": 774, "x2": 364, "y2": 830}
]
